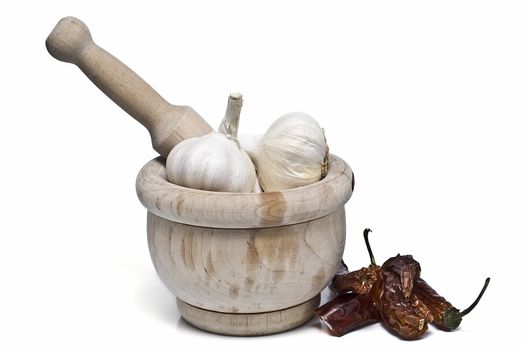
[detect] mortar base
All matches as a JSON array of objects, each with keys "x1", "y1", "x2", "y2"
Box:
[{"x1": 177, "y1": 295, "x2": 321, "y2": 336}]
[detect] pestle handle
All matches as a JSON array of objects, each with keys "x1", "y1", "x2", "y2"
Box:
[{"x1": 46, "y1": 16, "x2": 213, "y2": 158}]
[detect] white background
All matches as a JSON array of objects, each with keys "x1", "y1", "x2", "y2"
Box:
[{"x1": 1, "y1": 0, "x2": 521, "y2": 348}]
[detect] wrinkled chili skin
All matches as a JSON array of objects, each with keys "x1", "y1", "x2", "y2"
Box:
[
  {"x1": 410, "y1": 293, "x2": 435, "y2": 326},
  {"x1": 331, "y1": 265, "x2": 380, "y2": 294},
  {"x1": 315, "y1": 293, "x2": 379, "y2": 336},
  {"x1": 414, "y1": 277, "x2": 455, "y2": 331},
  {"x1": 379, "y1": 255, "x2": 433, "y2": 340},
  {"x1": 383, "y1": 255, "x2": 420, "y2": 297}
]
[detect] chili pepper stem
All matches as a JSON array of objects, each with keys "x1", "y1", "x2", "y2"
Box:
[
  {"x1": 459, "y1": 277, "x2": 490, "y2": 317},
  {"x1": 443, "y1": 277, "x2": 491, "y2": 330},
  {"x1": 363, "y1": 228, "x2": 376, "y2": 266}
]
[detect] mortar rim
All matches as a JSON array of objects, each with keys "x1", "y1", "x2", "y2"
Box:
[{"x1": 136, "y1": 154, "x2": 353, "y2": 228}]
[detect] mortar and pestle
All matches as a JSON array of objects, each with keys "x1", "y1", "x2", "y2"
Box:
[{"x1": 46, "y1": 17, "x2": 354, "y2": 336}]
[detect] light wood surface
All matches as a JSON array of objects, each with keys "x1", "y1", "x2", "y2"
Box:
[
  {"x1": 177, "y1": 295, "x2": 320, "y2": 336},
  {"x1": 46, "y1": 16, "x2": 212, "y2": 158},
  {"x1": 137, "y1": 154, "x2": 354, "y2": 228},
  {"x1": 147, "y1": 209, "x2": 345, "y2": 313}
]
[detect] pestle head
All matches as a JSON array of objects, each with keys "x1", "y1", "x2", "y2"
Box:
[{"x1": 46, "y1": 16, "x2": 93, "y2": 64}]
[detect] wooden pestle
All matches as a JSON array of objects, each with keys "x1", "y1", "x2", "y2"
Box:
[{"x1": 46, "y1": 16, "x2": 213, "y2": 158}]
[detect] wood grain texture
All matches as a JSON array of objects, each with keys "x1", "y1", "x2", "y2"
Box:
[
  {"x1": 177, "y1": 295, "x2": 320, "y2": 336},
  {"x1": 137, "y1": 154, "x2": 353, "y2": 228},
  {"x1": 46, "y1": 16, "x2": 212, "y2": 158},
  {"x1": 147, "y1": 209, "x2": 345, "y2": 313},
  {"x1": 139, "y1": 155, "x2": 353, "y2": 333}
]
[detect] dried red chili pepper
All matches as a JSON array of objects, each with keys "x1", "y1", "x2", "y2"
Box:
[
  {"x1": 414, "y1": 277, "x2": 490, "y2": 331},
  {"x1": 379, "y1": 255, "x2": 433, "y2": 340},
  {"x1": 333, "y1": 265, "x2": 379, "y2": 294},
  {"x1": 332, "y1": 229, "x2": 380, "y2": 294},
  {"x1": 318, "y1": 228, "x2": 490, "y2": 340},
  {"x1": 315, "y1": 292, "x2": 379, "y2": 336}
]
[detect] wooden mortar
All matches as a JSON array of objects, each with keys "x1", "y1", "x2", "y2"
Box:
[{"x1": 136, "y1": 154, "x2": 354, "y2": 335}]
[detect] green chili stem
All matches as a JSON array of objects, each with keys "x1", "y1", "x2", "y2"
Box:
[
  {"x1": 459, "y1": 277, "x2": 490, "y2": 317},
  {"x1": 363, "y1": 228, "x2": 376, "y2": 266}
]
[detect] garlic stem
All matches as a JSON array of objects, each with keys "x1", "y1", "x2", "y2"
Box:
[{"x1": 219, "y1": 93, "x2": 243, "y2": 141}]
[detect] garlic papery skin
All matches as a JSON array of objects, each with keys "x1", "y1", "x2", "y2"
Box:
[
  {"x1": 166, "y1": 93, "x2": 257, "y2": 193},
  {"x1": 241, "y1": 113, "x2": 329, "y2": 192}
]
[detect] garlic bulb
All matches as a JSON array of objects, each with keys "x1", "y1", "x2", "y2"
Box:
[
  {"x1": 241, "y1": 112, "x2": 329, "y2": 192},
  {"x1": 166, "y1": 93, "x2": 257, "y2": 192}
]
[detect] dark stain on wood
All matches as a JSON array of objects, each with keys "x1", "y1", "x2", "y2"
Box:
[
  {"x1": 257, "y1": 191, "x2": 287, "y2": 227},
  {"x1": 181, "y1": 233, "x2": 195, "y2": 271},
  {"x1": 229, "y1": 283, "x2": 240, "y2": 298},
  {"x1": 245, "y1": 233, "x2": 261, "y2": 276},
  {"x1": 245, "y1": 277, "x2": 255, "y2": 291},
  {"x1": 205, "y1": 251, "x2": 215, "y2": 276},
  {"x1": 180, "y1": 237, "x2": 185, "y2": 265},
  {"x1": 261, "y1": 225, "x2": 301, "y2": 273},
  {"x1": 175, "y1": 196, "x2": 185, "y2": 215}
]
